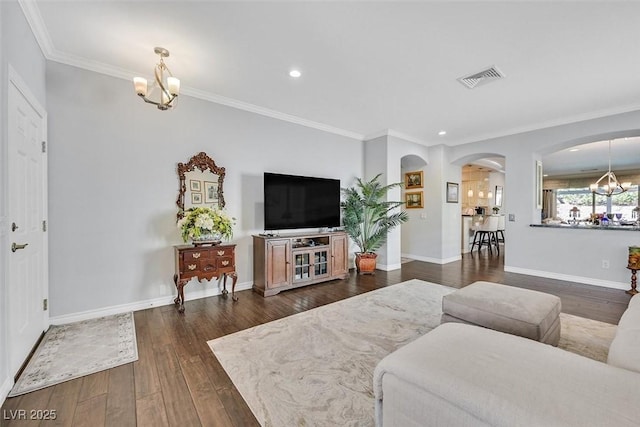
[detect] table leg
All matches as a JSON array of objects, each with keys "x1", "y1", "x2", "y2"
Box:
[
  {"x1": 229, "y1": 272, "x2": 238, "y2": 301},
  {"x1": 173, "y1": 274, "x2": 186, "y2": 313},
  {"x1": 219, "y1": 274, "x2": 228, "y2": 298}
]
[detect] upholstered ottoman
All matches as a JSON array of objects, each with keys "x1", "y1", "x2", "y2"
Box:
[{"x1": 441, "y1": 281, "x2": 561, "y2": 345}]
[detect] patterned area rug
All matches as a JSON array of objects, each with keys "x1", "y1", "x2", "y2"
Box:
[
  {"x1": 208, "y1": 280, "x2": 617, "y2": 426},
  {"x1": 9, "y1": 312, "x2": 138, "y2": 397}
]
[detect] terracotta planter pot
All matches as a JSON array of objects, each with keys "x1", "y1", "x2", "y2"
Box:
[{"x1": 356, "y1": 252, "x2": 377, "y2": 275}]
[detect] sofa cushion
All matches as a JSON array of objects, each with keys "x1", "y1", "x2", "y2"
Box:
[
  {"x1": 607, "y1": 293, "x2": 640, "y2": 373},
  {"x1": 442, "y1": 281, "x2": 561, "y2": 345},
  {"x1": 374, "y1": 323, "x2": 639, "y2": 427}
]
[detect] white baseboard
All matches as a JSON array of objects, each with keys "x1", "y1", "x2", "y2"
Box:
[
  {"x1": 377, "y1": 263, "x2": 402, "y2": 271},
  {"x1": 0, "y1": 375, "x2": 14, "y2": 406},
  {"x1": 49, "y1": 281, "x2": 254, "y2": 325},
  {"x1": 504, "y1": 266, "x2": 628, "y2": 291},
  {"x1": 401, "y1": 253, "x2": 462, "y2": 265}
]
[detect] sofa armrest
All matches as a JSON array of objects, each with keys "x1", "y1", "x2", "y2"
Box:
[{"x1": 607, "y1": 293, "x2": 640, "y2": 373}]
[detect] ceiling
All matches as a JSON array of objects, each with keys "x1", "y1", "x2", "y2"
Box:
[{"x1": 22, "y1": 1, "x2": 640, "y2": 149}]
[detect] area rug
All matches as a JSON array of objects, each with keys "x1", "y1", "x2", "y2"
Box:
[
  {"x1": 9, "y1": 312, "x2": 138, "y2": 397},
  {"x1": 208, "y1": 280, "x2": 617, "y2": 427}
]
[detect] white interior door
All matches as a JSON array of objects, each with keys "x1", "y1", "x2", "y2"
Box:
[{"x1": 7, "y1": 70, "x2": 48, "y2": 376}]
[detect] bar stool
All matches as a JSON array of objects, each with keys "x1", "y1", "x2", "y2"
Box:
[
  {"x1": 471, "y1": 215, "x2": 499, "y2": 254},
  {"x1": 497, "y1": 214, "x2": 506, "y2": 244}
]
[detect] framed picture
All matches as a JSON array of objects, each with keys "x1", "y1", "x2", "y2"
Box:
[
  {"x1": 204, "y1": 181, "x2": 218, "y2": 203},
  {"x1": 446, "y1": 182, "x2": 459, "y2": 203},
  {"x1": 495, "y1": 185, "x2": 503, "y2": 207},
  {"x1": 191, "y1": 193, "x2": 202, "y2": 204},
  {"x1": 190, "y1": 179, "x2": 201, "y2": 192},
  {"x1": 405, "y1": 171, "x2": 423, "y2": 189},
  {"x1": 405, "y1": 191, "x2": 423, "y2": 209},
  {"x1": 535, "y1": 161, "x2": 543, "y2": 209}
]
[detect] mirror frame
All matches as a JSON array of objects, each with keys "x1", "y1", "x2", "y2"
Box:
[{"x1": 176, "y1": 152, "x2": 226, "y2": 220}]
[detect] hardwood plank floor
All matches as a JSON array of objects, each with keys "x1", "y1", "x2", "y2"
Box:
[{"x1": 2, "y1": 253, "x2": 632, "y2": 426}]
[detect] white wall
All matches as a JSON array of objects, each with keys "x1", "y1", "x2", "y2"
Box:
[
  {"x1": 0, "y1": 0, "x2": 48, "y2": 403},
  {"x1": 400, "y1": 144, "x2": 463, "y2": 264},
  {"x1": 451, "y1": 111, "x2": 640, "y2": 289},
  {"x1": 46, "y1": 62, "x2": 363, "y2": 318}
]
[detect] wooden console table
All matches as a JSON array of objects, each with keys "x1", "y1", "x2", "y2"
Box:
[{"x1": 173, "y1": 243, "x2": 238, "y2": 312}]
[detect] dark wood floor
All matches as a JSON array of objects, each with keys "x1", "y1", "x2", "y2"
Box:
[{"x1": 2, "y1": 252, "x2": 632, "y2": 426}]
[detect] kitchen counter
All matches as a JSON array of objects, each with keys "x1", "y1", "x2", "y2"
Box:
[{"x1": 530, "y1": 223, "x2": 640, "y2": 231}]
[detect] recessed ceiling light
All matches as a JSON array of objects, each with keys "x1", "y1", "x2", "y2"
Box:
[
  {"x1": 438, "y1": 130, "x2": 447, "y2": 136},
  {"x1": 289, "y1": 69, "x2": 301, "y2": 78},
  {"x1": 543, "y1": 174, "x2": 549, "y2": 177},
  {"x1": 569, "y1": 148, "x2": 580, "y2": 152}
]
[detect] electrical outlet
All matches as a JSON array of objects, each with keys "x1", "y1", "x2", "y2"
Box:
[
  {"x1": 420, "y1": 214, "x2": 427, "y2": 220},
  {"x1": 508, "y1": 214, "x2": 515, "y2": 222},
  {"x1": 602, "y1": 259, "x2": 610, "y2": 269}
]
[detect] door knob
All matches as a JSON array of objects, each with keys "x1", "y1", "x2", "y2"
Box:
[
  {"x1": 11, "y1": 242, "x2": 28, "y2": 252},
  {"x1": 11, "y1": 222, "x2": 18, "y2": 232}
]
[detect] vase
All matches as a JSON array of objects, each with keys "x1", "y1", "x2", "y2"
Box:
[
  {"x1": 355, "y1": 252, "x2": 377, "y2": 275},
  {"x1": 192, "y1": 232, "x2": 222, "y2": 246}
]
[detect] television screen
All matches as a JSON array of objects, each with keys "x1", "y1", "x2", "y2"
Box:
[{"x1": 264, "y1": 173, "x2": 341, "y2": 230}]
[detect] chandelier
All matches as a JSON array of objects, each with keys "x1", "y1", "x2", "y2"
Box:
[
  {"x1": 589, "y1": 140, "x2": 631, "y2": 197},
  {"x1": 133, "y1": 47, "x2": 180, "y2": 110}
]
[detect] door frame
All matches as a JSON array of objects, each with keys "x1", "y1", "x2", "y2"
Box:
[{"x1": 5, "y1": 64, "x2": 49, "y2": 377}]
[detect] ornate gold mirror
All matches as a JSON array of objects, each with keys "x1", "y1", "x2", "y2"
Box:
[{"x1": 176, "y1": 152, "x2": 226, "y2": 219}]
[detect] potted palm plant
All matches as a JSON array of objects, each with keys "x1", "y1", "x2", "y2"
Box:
[{"x1": 341, "y1": 174, "x2": 409, "y2": 274}]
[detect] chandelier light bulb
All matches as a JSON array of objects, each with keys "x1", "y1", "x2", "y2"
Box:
[
  {"x1": 133, "y1": 77, "x2": 148, "y2": 96},
  {"x1": 167, "y1": 76, "x2": 180, "y2": 96}
]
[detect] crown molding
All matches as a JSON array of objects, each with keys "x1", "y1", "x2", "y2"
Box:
[
  {"x1": 386, "y1": 129, "x2": 429, "y2": 145},
  {"x1": 18, "y1": 0, "x2": 55, "y2": 58},
  {"x1": 364, "y1": 129, "x2": 429, "y2": 145},
  {"x1": 184, "y1": 87, "x2": 364, "y2": 140}
]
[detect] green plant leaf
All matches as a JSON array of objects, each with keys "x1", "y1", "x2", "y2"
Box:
[{"x1": 340, "y1": 174, "x2": 409, "y2": 254}]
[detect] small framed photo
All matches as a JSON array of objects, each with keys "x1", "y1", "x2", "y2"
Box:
[
  {"x1": 405, "y1": 171, "x2": 423, "y2": 189},
  {"x1": 204, "y1": 181, "x2": 218, "y2": 203},
  {"x1": 191, "y1": 193, "x2": 202, "y2": 204},
  {"x1": 446, "y1": 182, "x2": 459, "y2": 203},
  {"x1": 405, "y1": 191, "x2": 424, "y2": 209},
  {"x1": 190, "y1": 180, "x2": 201, "y2": 192}
]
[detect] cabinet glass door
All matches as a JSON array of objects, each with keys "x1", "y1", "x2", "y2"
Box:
[
  {"x1": 314, "y1": 250, "x2": 329, "y2": 278},
  {"x1": 294, "y1": 253, "x2": 311, "y2": 280}
]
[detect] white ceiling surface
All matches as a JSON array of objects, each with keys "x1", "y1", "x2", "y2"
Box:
[{"x1": 25, "y1": 1, "x2": 640, "y2": 146}]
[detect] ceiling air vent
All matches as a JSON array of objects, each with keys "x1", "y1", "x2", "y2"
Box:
[{"x1": 458, "y1": 66, "x2": 505, "y2": 89}]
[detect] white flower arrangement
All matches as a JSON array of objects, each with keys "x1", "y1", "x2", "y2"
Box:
[{"x1": 177, "y1": 206, "x2": 235, "y2": 243}]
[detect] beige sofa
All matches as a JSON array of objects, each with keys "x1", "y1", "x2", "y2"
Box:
[{"x1": 374, "y1": 294, "x2": 640, "y2": 427}]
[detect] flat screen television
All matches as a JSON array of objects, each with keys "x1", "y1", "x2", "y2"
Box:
[{"x1": 264, "y1": 172, "x2": 341, "y2": 230}]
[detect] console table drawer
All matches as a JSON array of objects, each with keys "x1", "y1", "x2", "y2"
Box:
[
  {"x1": 181, "y1": 260, "x2": 200, "y2": 272},
  {"x1": 213, "y1": 248, "x2": 233, "y2": 257},
  {"x1": 217, "y1": 256, "x2": 235, "y2": 272},
  {"x1": 183, "y1": 250, "x2": 210, "y2": 262}
]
